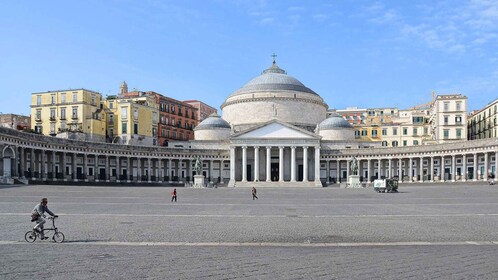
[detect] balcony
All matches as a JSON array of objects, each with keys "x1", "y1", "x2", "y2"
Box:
[
  {"x1": 50, "y1": 116, "x2": 56, "y2": 121},
  {"x1": 72, "y1": 115, "x2": 78, "y2": 120}
]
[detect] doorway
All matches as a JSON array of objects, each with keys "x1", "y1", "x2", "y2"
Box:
[{"x1": 271, "y1": 163, "x2": 279, "y2": 181}]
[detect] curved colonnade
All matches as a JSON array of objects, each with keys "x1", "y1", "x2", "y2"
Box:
[{"x1": 0, "y1": 127, "x2": 497, "y2": 186}]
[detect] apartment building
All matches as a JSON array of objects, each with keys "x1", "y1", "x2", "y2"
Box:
[
  {"x1": 430, "y1": 94, "x2": 467, "y2": 143},
  {"x1": 468, "y1": 98, "x2": 498, "y2": 140}
]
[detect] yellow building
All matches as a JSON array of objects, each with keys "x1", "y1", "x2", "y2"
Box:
[
  {"x1": 468, "y1": 98, "x2": 498, "y2": 140},
  {"x1": 104, "y1": 92, "x2": 159, "y2": 146},
  {"x1": 30, "y1": 89, "x2": 106, "y2": 141}
]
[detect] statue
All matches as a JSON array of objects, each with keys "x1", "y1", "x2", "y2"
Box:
[
  {"x1": 194, "y1": 157, "x2": 202, "y2": 175},
  {"x1": 350, "y1": 157, "x2": 358, "y2": 176}
]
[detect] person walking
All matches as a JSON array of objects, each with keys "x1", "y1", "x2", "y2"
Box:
[
  {"x1": 252, "y1": 187, "x2": 258, "y2": 200},
  {"x1": 171, "y1": 188, "x2": 177, "y2": 202}
]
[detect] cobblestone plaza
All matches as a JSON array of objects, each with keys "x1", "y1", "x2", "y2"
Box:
[{"x1": 1, "y1": 183, "x2": 498, "y2": 279}]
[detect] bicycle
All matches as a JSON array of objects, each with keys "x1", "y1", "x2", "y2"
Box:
[{"x1": 25, "y1": 216, "x2": 65, "y2": 243}]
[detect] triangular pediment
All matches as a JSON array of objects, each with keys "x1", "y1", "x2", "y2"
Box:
[{"x1": 233, "y1": 121, "x2": 318, "y2": 139}]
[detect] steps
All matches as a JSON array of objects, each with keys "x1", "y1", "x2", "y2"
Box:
[{"x1": 233, "y1": 181, "x2": 320, "y2": 188}]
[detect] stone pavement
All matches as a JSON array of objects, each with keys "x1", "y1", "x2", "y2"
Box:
[{"x1": 1, "y1": 183, "x2": 498, "y2": 279}]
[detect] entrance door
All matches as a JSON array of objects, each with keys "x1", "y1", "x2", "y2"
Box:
[
  {"x1": 247, "y1": 165, "x2": 252, "y2": 181},
  {"x1": 271, "y1": 163, "x2": 279, "y2": 181},
  {"x1": 298, "y1": 165, "x2": 303, "y2": 181}
]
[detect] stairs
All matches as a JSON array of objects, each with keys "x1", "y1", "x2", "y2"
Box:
[{"x1": 233, "y1": 181, "x2": 320, "y2": 188}]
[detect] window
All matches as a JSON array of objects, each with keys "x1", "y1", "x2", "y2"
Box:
[
  {"x1": 91, "y1": 95, "x2": 96, "y2": 105},
  {"x1": 72, "y1": 107, "x2": 78, "y2": 119},
  {"x1": 361, "y1": 130, "x2": 367, "y2": 136},
  {"x1": 393, "y1": 128, "x2": 397, "y2": 135},
  {"x1": 133, "y1": 123, "x2": 138, "y2": 134},
  {"x1": 424, "y1": 127, "x2": 428, "y2": 135},
  {"x1": 165, "y1": 118, "x2": 169, "y2": 125},
  {"x1": 109, "y1": 102, "x2": 113, "y2": 109},
  {"x1": 455, "y1": 116, "x2": 462, "y2": 124},
  {"x1": 443, "y1": 129, "x2": 449, "y2": 139},
  {"x1": 36, "y1": 95, "x2": 41, "y2": 105},
  {"x1": 172, "y1": 119, "x2": 176, "y2": 126},
  {"x1": 392, "y1": 141, "x2": 398, "y2": 147},
  {"x1": 61, "y1": 93, "x2": 66, "y2": 103},
  {"x1": 50, "y1": 109, "x2": 56, "y2": 120},
  {"x1": 72, "y1": 93, "x2": 77, "y2": 102},
  {"x1": 121, "y1": 107, "x2": 128, "y2": 119},
  {"x1": 444, "y1": 116, "x2": 449, "y2": 125},
  {"x1": 50, "y1": 123, "x2": 55, "y2": 134},
  {"x1": 382, "y1": 141, "x2": 388, "y2": 146},
  {"x1": 413, "y1": 140, "x2": 419, "y2": 145},
  {"x1": 403, "y1": 140, "x2": 407, "y2": 146},
  {"x1": 444, "y1": 102, "x2": 449, "y2": 111},
  {"x1": 456, "y1": 128, "x2": 462, "y2": 139},
  {"x1": 109, "y1": 114, "x2": 114, "y2": 123},
  {"x1": 403, "y1": 128, "x2": 408, "y2": 135},
  {"x1": 133, "y1": 109, "x2": 138, "y2": 120},
  {"x1": 122, "y1": 123, "x2": 127, "y2": 134},
  {"x1": 456, "y1": 101, "x2": 462, "y2": 111},
  {"x1": 382, "y1": 129, "x2": 387, "y2": 136},
  {"x1": 51, "y1": 94, "x2": 56, "y2": 105},
  {"x1": 355, "y1": 130, "x2": 360, "y2": 137},
  {"x1": 60, "y1": 108, "x2": 66, "y2": 119},
  {"x1": 372, "y1": 130, "x2": 378, "y2": 137},
  {"x1": 413, "y1": 128, "x2": 418, "y2": 135}
]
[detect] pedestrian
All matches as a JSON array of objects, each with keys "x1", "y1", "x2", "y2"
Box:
[
  {"x1": 171, "y1": 188, "x2": 177, "y2": 202},
  {"x1": 252, "y1": 187, "x2": 258, "y2": 200}
]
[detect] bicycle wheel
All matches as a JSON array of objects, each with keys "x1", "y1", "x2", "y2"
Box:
[
  {"x1": 52, "y1": 231, "x2": 65, "y2": 243},
  {"x1": 25, "y1": 231, "x2": 37, "y2": 243}
]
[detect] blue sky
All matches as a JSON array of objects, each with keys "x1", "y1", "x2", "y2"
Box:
[{"x1": 1, "y1": 0, "x2": 497, "y2": 116}]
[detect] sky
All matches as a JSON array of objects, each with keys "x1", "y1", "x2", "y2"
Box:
[{"x1": 1, "y1": 0, "x2": 497, "y2": 116}]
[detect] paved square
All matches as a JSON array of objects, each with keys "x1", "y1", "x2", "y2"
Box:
[{"x1": 1, "y1": 183, "x2": 498, "y2": 279}]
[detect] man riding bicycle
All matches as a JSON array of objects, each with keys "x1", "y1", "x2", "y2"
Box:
[{"x1": 31, "y1": 198, "x2": 58, "y2": 239}]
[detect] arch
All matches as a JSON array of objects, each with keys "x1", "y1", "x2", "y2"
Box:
[{"x1": 2, "y1": 145, "x2": 15, "y2": 159}]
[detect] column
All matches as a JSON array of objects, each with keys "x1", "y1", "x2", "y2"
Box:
[
  {"x1": 303, "y1": 147, "x2": 308, "y2": 182},
  {"x1": 484, "y1": 152, "x2": 489, "y2": 181},
  {"x1": 326, "y1": 160, "x2": 330, "y2": 184},
  {"x1": 419, "y1": 157, "x2": 424, "y2": 183},
  {"x1": 137, "y1": 158, "x2": 142, "y2": 181},
  {"x1": 229, "y1": 147, "x2": 236, "y2": 186},
  {"x1": 430, "y1": 156, "x2": 434, "y2": 182},
  {"x1": 266, "y1": 147, "x2": 271, "y2": 182},
  {"x1": 157, "y1": 158, "x2": 162, "y2": 182},
  {"x1": 336, "y1": 159, "x2": 340, "y2": 183},
  {"x1": 441, "y1": 156, "x2": 445, "y2": 182},
  {"x1": 278, "y1": 146, "x2": 284, "y2": 182},
  {"x1": 220, "y1": 159, "x2": 224, "y2": 183},
  {"x1": 83, "y1": 154, "x2": 88, "y2": 181},
  {"x1": 398, "y1": 158, "x2": 403, "y2": 182},
  {"x1": 473, "y1": 153, "x2": 478, "y2": 181},
  {"x1": 409, "y1": 158, "x2": 413, "y2": 182},
  {"x1": 41, "y1": 150, "x2": 46, "y2": 180},
  {"x1": 71, "y1": 153, "x2": 77, "y2": 180},
  {"x1": 19, "y1": 148, "x2": 25, "y2": 178},
  {"x1": 104, "y1": 155, "x2": 109, "y2": 181},
  {"x1": 209, "y1": 159, "x2": 214, "y2": 182},
  {"x1": 495, "y1": 152, "x2": 498, "y2": 179},
  {"x1": 254, "y1": 146, "x2": 260, "y2": 182},
  {"x1": 462, "y1": 154, "x2": 466, "y2": 182},
  {"x1": 451, "y1": 155, "x2": 456, "y2": 182},
  {"x1": 116, "y1": 156, "x2": 120, "y2": 182},
  {"x1": 290, "y1": 146, "x2": 296, "y2": 182},
  {"x1": 388, "y1": 158, "x2": 392, "y2": 179},
  {"x1": 242, "y1": 146, "x2": 247, "y2": 182},
  {"x1": 346, "y1": 159, "x2": 350, "y2": 179},
  {"x1": 147, "y1": 158, "x2": 152, "y2": 182},
  {"x1": 127, "y1": 157, "x2": 132, "y2": 182},
  {"x1": 177, "y1": 159, "x2": 182, "y2": 181},
  {"x1": 30, "y1": 149, "x2": 35, "y2": 179},
  {"x1": 377, "y1": 158, "x2": 381, "y2": 179},
  {"x1": 168, "y1": 158, "x2": 172, "y2": 182},
  {"x1": 314, "y1": 146, "x2": 321, "y2": 186},
  {"x1": 93, "y1": 154, "x2": 97, "y2": 181},
  {"x1": 367, "y1": 159, "x2": 371, "y2": 183}
]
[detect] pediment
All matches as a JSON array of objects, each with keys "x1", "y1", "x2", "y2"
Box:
[{"x1": 233, "y1": 121, "x2": 318, "y2": 139}]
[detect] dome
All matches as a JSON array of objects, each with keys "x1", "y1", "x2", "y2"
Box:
[
  {"x1": 319, "y1": 113, "x2": 353, "y2": 130},
  {"x1": 195, "y1": 113, "x2": 231, "y2": 130},
  {"x1": 228, "y1": 63, "x2": 318, "y2": 97}
]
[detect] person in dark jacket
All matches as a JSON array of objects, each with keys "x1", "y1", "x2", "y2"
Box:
[
  {"x1": 252, "y1": 187, "x2": 258, "y2": 200},
  {"x1": 171, "y1": 189, "x2": 177, "y2": 202},
  {"x1": 31, "y1": 198, "x2": 58, "y2": 239}
]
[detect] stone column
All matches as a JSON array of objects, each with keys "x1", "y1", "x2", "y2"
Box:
[
  {"x1": 40, "y1": 150, "x2": 46, "y2": 180},
  {"x1": 30, "y1": 149, "x2": 35, "y2": 179},
  {"x1": 158, "y1": 158, "x2": 162, "y2": 182},
  {"x1": 367, "y1": 159, "x2": 371, "y2": 183},
  {"x1": 484, "y1": 152, "x2": 489, "y2": 181},
  {"x1": 419, "y1": 157, "x2": 424, "y2": 183},
  {"x1": 278, "y1": 146, "x2": 284, "y2": 182},
  {"x1": 326, "y1": 160, "x2": 330, "y2": 184},
  {"x1": 290, "y1": 146, "x2": 296, "y2": 182},
  {"x1": 409, "y1": 158, "x2": 413, "y2": 182},
  {"x1": 93, "y1": 154, "x2": 97, "y2": 181},
  {"x1": 71, "y1": 153, "x2": 77, "y2": 180},
  {"x1": 336, "y1": 159, "x2": 341, "y2": 183},
  {"x1": 377, "y1": 158, "x2": 381, "y2": 179},
  {"x1": 220, "y1": 159, "x2": 224, "y2": 183},
  {"x1": 115, "y1": 156, "x2": 120, "y2": 182},
  {"x1": 266, "y1": 147, "x2": 271, "y2": 182},
  {"x1": 105, "y1": 155, "x2": 109, "y2": 181},
  {"x1": 441, "y1": 156, "x2": 445, "y2": 182},
  {"x1": 147, "y1": 158, "x2": 151, "y2": 182},
  {"x1": 242, "y1": 146, "x2": 247, "y2": 182},
  {"x1": 127, "y1": 157, "x2": 132, "y2": 182},
  {"x1": 18, "y1": 148, "x2": 24, "y2": 178},
  {"x1": 303, "y1": 146, "x2": 308, "y2": 182},
  {"x1": 473, "y1": 153, "x2": 478, "y2": 181},
  {"x1": 451, "y1": 155, "x2": 456, "y2": 182},
  {"x1": 177, "y1": 159, "x2": 182, "y2": 181},
  {"x1": 208, "y1": 159, "x2": 213, "y2": 182},
  {"x1": 430, "y1": 156, "x2": 434, "y2": 182},
  {"x1": 168, "y1": 158, "x2": 172, "y2": 183},
  {"x1": 388, "y1": 158, "x2": 392, "y2": 179},
  {"x1": 254, "y1": 146, "x2": 260, "y2": 182},
  {"x1": 346, "y1": 159, "x2": 350, "y2": 179},
  {"x1": 137, "y1": 158, "x2": 142, "y2": 182},
  {"x1": 495, "y1": 151, "x2": 498, "y2": 179},
  {"x1": 83, "y1": 154, "x2": 88, "y2": 181},
  {"x1": 314, "y1": 146, "x2": 321, "y2": 186},
  {"x1": 398, "y1": 158, "x2": 403, "y2": 182},
  {"x1": 462, "y1": 154, "x2": 466, "y2": 182},
  {"x1": 229, "y1": 147, "x2": 236, "y2": 187}
]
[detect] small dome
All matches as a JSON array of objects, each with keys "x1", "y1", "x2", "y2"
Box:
[
  {"x1": 195, "y1": 113, "x2": 231, "y2": 130},
  {"x1": 319, "y1": 113, "x2": 353, "y2": 129}
]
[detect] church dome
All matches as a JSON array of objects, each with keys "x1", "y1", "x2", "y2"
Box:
[
  {"x1": 221, "y1": 57, "x2": 328, "y2": 132},
  {"x1": 318, "y1": 113, "x2": 353, "y2": 129},
  {"x1": 195, "y1": 113, "x2": 231, "y2": 130}
]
